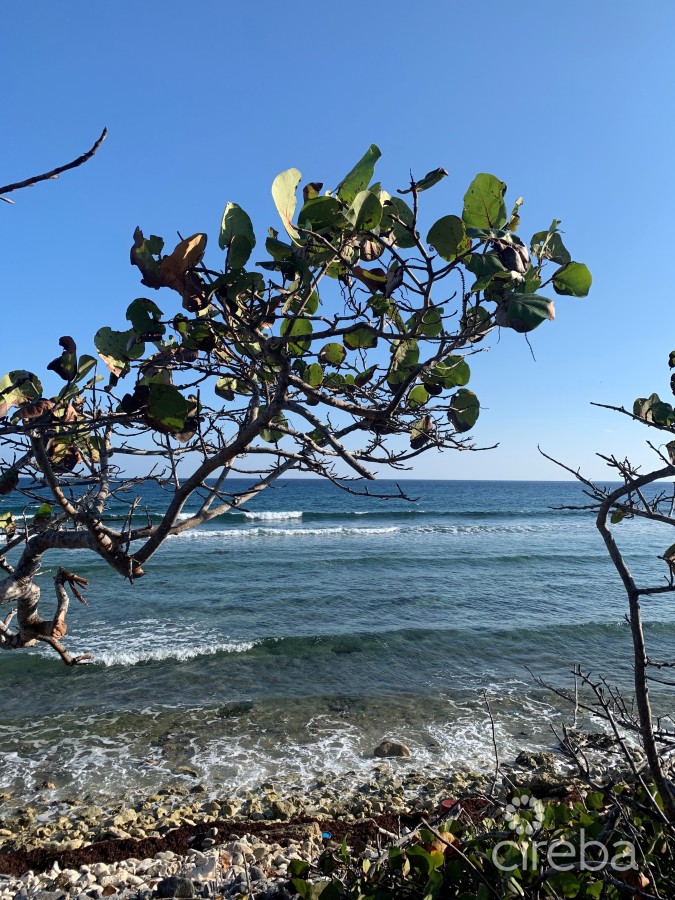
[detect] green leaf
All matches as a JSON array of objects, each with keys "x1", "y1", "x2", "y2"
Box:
[
  {"x1": 410, "y1": 308, "x2": 443, "y2": 338},
  {"x1": 610, "y1": 509, "x2": 625, "y2": 524},
  {"x1": 546, "y1": 870, "x2": 580, "y2": 897},
  {"x1": 145, "y1": 383, "x2": 190, "y2": 434},
  {"x1": 391, "y1": 338, "x2": 419, "y2": 371},
  {"x1": 215, "y1": 376, "x2": 238, "y2": 401},
  {"x1": 219, "y1": 202, "x2": 256, "y2": 268},
  {"x1": 280, "y1": 317, "x2": 313, "y2": 354},
  {"x1": 319, "y1": 342, "x2": 346, "y2": 366},
  {"x1": 460, "y1": 306, "x2": 492, "y2": 342},
  {"x1": 260, "y1": 411, "x2": 288, "y2": 444},
  {"x1": 47, "y1": 336, "x2": 77, "y2": 382},
  {"x1": 347, "y1": 191, "x2": 383, "y2": 232},
  {"x1": 303, "y1": 363, "x2": 324, "y2": 387},
  {"x1": 130, "y1": 228, "x2": 164, "y2": 288},
  {"x1": 426, "y1": 357, "x2": 471, "y2": 388},
  {"x1": 344, "y1": 326, "x2": 378, "y2": 350},
  {"x1": 288, "y1": 859, "x2": 310, "y2": 878},
  {"x1": 265, "y1": 235, "x2": 294, "y2": 261},
  {"x1": 664, "y1": 541, "x2": 675, "y2": 560},
  {"x1": 465, "y1": 253, "x2": 506, "y2": 277},
  {"x1": 448, "y1": 388, "x2": 479, "y2": 433},
  {"x1": 406, "y1": 167, "x2": 448, "y2": 193},
  {"x1": 462, "y1": 173, "x2": 507, "y2": 229},
  {"x1": 552, "y1": 261, "x2": 592, "y2": 297},
  {"x1": 271, "y1": 168, "x2": 302, "y2": 243},
  {"x1": 0, "y1": 370, "x2": 43, "y2": 417},
  {"x1": 0, "y1": 511, "x2": 15, "y2": 533},
  {"x1": 410, "y1": 415, "x2": 433, "y2": 449},
  {"x1": 496, "y1": 294, "x2": 555, "y2": 333},
  {"x1": 354, "y1": 365, "x2": 377, "y2": 387},
  {"x1": 530, "y1": 225, "x2": 571, "y2": 265},
  {"x1": 33, "y1": 502, "x2": 52, "y2": 527},
  {"x1": 287, "y1": 290, "x2": 319, "y2": 316},
  {"x1": 94, "y1": 328, "x2": 145, "y2": 378},
  {"x1": 381, "y1": 197, "x2": 416, "y2": 248},
  {"x1": 297, "y1": 196, "x2": 343, "y2": 231},
  {"x1": 408, "y1": 385, "x2": 429, "y2": 408},
  {"x1": 74, "y1": 355, "x2": 97, "y2": 384},
  {"x1": 0, "y1": 467, "x2": 19, "y2": 496},
  {"x1": 126, "y1": 298, "x2": 165, "y2": 340},
  {"x1": 336, "y1": 144, "x2": 381, "y2": 205},
  {"x1": 427, "y1": 215, "x2": 470, "y2": 262}
]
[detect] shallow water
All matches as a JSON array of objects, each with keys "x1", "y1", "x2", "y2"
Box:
[{"x1": 1, "y1": 479, "x2": 673, "y2": 803}]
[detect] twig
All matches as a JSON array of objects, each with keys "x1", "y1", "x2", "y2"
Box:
[
  {"x1": 481, "y1": 689, "x2": 500, "y2": 796},
  {"x1": 419, "y1": 818, "x2": 502, "y2": 900},
  {"x1": 0, "y1": 128, "x2": 107, "y2": 199}
]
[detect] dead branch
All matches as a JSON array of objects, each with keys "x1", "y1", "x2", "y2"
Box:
[{"x1": 0, "y1": 128, "x2": 107, "y2": 200}]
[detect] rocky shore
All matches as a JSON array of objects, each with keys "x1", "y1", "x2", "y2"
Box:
[{"x1": 0, "y1": 741, "x2": 627, "y2": 899}]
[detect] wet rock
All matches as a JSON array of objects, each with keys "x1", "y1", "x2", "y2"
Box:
[
  {"x1": 514, "y1": 750, "x2": 557, "y2": 770},
  {"x1": 271, "y1": 799, "x2": 294, "y2": 820},
  {"x1": 374, "y1": 740, "x2": 411, "y2": 758},
  {"x1": 35, "y1": 781, "x2": 57, "y2": 791},
  {"x1": 155, "y1": 876, "x2": 195, "y2": 898}
]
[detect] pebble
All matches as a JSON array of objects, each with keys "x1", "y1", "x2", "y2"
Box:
[{"x1": 0, "y1": 745, "x2": 619, "y2": 899}]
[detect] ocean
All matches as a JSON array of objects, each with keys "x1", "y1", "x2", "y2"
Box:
[{"x1": 1, "y1": 479, "x2": 674, "y2": 804}]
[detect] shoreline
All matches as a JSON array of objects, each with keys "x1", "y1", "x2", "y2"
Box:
[{"x1": 0, "y1": 739, "x2": 630, "y2": 896}]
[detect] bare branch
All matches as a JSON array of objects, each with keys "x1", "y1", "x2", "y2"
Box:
[{"x1": 0, "y1": 128, "x2": 107, "y2": 199}]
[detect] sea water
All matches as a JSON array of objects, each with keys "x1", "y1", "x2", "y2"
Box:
[{"x1": 1, "y1": 479, "x2": 673, "y2": 802}]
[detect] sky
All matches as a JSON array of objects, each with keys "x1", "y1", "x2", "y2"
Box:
[{"x1": 2, "y1": 0, "x2": 675, "y2": 480}]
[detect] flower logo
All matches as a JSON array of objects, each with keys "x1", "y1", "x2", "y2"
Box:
[{"x1": 504, "y1": 793, "x2": 544, "y2": 835}]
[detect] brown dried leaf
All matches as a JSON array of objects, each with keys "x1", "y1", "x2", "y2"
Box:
[{"x1": 159, "y1": 234, "x2": 207, "y2": 286}]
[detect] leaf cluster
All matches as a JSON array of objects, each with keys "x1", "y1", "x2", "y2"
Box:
[{"x1": 289, "y1": 782, "x2": 673, "y2": 899}]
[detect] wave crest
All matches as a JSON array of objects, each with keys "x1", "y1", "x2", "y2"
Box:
[{"x1": 93, "y1": 639, "x2": 257, "y2": 667}]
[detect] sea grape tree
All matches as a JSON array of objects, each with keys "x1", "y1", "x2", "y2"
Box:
[
  {"x1": 0, "y1": 145, "x2": 590, "y2": 664},
  {"x1": 542, "y1": 353, "x2": 675, "y2": 820}
]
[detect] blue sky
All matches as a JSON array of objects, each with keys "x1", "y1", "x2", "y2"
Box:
[{"x1": 3, "y1": 1, "x2": 674, "y2": 480}]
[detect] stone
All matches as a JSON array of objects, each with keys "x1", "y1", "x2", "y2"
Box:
[
  {"x1": 514, "y1": 750, "x2": 556, "y2": 770},
  {"x1": 373, "y1": 740, "x2": 411, "y2": 758},
  {"x1": 155, "y1": 876, "x2": 195, "y2": 898},
  {"x1": 112, "y1": 809, "x2": 137, "y2": 828},
  {"x1": 219, "y1": 802, "x2": 239, "y2": 817}
]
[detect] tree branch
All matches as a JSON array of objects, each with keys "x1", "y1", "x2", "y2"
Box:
[{"x1": 0, "y1": 128, "x2": 107, "y2": 200}]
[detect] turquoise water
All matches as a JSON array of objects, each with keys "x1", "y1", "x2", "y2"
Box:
[{"x1": 1, "y1": 479, "x2": 674, "y2": 801}]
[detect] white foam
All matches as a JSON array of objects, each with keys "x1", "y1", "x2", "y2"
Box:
[
  {"x1": 242, "y1": 510, "x2": 303, "y2": 520},
  {"x1": 175, "y1": 510, "x2": 303, "y2": 522},
  {"x1": 93, "y1": 639, "x2": 256, "y2": 667},
  {"x1": 172, "y1": 525, "x2": 400, "y2": 540}
]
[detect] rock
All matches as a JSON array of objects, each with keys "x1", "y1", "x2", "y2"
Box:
[
  {"x1": 112, "y1": 808, "x2": 137, "y2": 827},
  {"x1": 61, "y1": 838, "x2": 84, "y2": 851},
  {"x1": 175, "y1": 766, "x2": 199, "y2": 778},
  {"x1": 219, "y1": 802, "x2": 239, "y2": 817},
  {"x1": 155, "y1": 876, "x2": 196, "y2": 898},
  {"x1": 271, "y1": 799, "x2": 294, "y2": 820},
  {"x1": 374, "y1": 740, "x2": 411, "y2": 758},
  {"x1": 184, "y1": 856, "x2": 219, "y2": 882},
  {"x1": 35, "y1": 781, "x2": 57, "y2": 791},
  {"x1": 514, "y1": 750, "x2": 557, "y2": 770}
]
